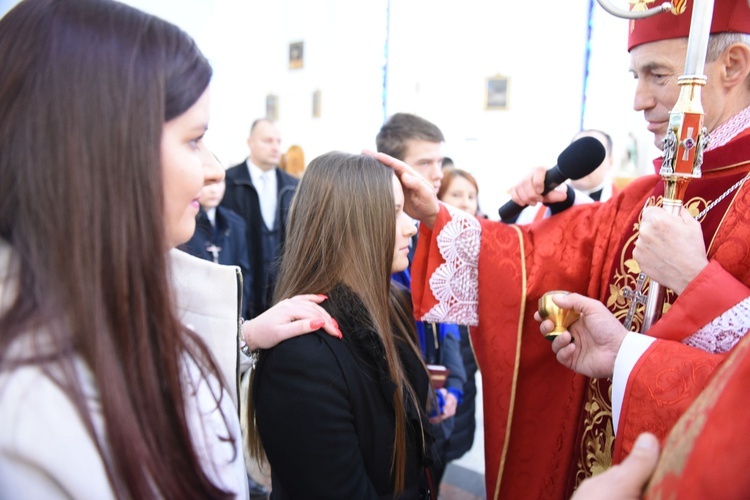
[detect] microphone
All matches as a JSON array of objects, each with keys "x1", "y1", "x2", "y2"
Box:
[{"x1": 498, "y1": 136, "x2": 606, "y2": 221}]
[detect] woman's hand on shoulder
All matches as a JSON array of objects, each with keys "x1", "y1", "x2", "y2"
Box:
[{"x1": 243, "y1": 294, "x2": 342, "y2": 350}]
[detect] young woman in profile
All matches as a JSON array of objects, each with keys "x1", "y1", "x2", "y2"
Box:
[
  {"x1": 250, "y1": 152, "x2": 436, "y2": 499},
  {"x1": 0, "y1": 1, "x2": 337, "y2": 498}
]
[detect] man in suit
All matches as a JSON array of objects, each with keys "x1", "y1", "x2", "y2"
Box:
[{"x1": 222, "y1": 118, "x2": 298, "y2": 320}]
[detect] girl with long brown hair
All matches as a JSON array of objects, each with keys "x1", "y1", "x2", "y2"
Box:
[
  {"x1": 0, "y1": 1, "x2": 337, "y2": 497},
  {"x1": 250, "y1": 152, "x2": 436, "y2": 498}
]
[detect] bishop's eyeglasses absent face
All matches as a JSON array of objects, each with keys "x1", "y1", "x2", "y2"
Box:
[{"x1": 630, "y1": 36, "x2": 729, "y2": 150}]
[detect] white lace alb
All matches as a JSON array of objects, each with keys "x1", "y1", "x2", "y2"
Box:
[
  {"x1": 424, "y1": 204, "x2": 481, "y2": 326},
  {"x1": 683, "y1": 296, "x2": 750, "y2": 353}
]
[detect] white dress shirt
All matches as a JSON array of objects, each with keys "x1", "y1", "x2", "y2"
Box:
[{"x1": 247, "y1": 159, "x2": 277, "y2": 229}]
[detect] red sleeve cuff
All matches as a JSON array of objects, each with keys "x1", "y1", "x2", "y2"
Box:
[{"x1": 647, "y1": 260, "x2": 750, "y2": 342}]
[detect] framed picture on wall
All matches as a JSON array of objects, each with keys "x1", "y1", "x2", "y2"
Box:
[
  {"x1": 485, "y1": 75, "x2": 509, "y2": 110},
  {"x1": 266, "y1": 94, "x2": 278, "y2": 121},
  {"x1": 312, "y1": 89, "x2": 321, "y2": 118},
  {"x1": 289, "y1": 41, "x2": 304, "y2": 70}
]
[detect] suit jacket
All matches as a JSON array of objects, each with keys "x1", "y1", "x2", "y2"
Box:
[
  {"x1": 221, "y1": 161, "x2": 298, "y2": 318},
  {"x1": 253, "y1": 284, "x2": 432, "y2": 499}
]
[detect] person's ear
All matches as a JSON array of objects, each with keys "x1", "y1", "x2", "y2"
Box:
[{"x1": 720, "y1": 43, "x2": 750, "y2": 89}]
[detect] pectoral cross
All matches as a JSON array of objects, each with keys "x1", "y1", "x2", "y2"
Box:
[
  {"x1": 622, "y1": 273, "x2": 648, "y2": 331},
  {"x1": 206, "y1": 244, "x2": 222, "y2": 264}
]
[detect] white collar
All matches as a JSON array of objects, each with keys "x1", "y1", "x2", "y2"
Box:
[
  {"x1": 205, "y1": 207, "x2": 217, "y2": 226},
  {"x1": 707, "y1": 104, "x2": 750, "y2": 151},
  {"x1": 245, "y1": 159, "x2": 276, "y2": 185}
]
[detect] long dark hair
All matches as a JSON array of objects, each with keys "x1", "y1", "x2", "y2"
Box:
[
  {"x1": 0, "y1": 0, "x2": 231, "y2": 498},
  {"x1": 248, "y1": 152, "x2": 425, "y2": 493}
]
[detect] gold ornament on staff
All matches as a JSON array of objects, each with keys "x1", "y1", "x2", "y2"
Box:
[{"x1": 596, "y1": 0, "x2": 714, "y2": 332}]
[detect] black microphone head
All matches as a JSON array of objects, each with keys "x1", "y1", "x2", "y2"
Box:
[{"x1": 556, "y1": 136, "x2": 606, "y2": 180}]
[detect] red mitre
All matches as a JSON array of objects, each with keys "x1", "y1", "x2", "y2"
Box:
[{"x1": 628, "y1": 0, "x2": 750, "y2": 51}]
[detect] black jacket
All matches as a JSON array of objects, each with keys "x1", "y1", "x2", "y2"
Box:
[
  {"x1": 221, "y1": 161, "x2": 298, "y2": 318},
  {"x1": 254, "y1": 285, "x2": 433, "y2": 499}
]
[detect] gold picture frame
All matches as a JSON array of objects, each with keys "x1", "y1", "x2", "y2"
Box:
[
  {"x1": 485, "y1": 75, "x2": 509, "y2": 110},
  {"x1": 289, "y1": 41, "x2": 304, "y2": 70}
]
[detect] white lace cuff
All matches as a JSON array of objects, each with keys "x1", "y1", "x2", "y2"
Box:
[
  {"x1": 423, "y1": 204, "x2": 481, "y2": 326},
  {"x1": 683, "y1": 296, "x2": 750, "y2": 353}
]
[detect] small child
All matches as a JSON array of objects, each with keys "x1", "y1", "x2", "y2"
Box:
[{"x1": 182, "y1": 171, "x2": 253, "y2": 318}]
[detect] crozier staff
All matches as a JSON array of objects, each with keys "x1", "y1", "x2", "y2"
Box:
[{"x1": 375, "y1": 0, "x2": 750, "y2": 497}]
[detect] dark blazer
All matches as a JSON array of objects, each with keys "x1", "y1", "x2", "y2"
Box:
[
  {"x1": 253, "y1": 285, "x2": 432, "y2": 499},
  {"x1": 180, "y1": 206, "x2": 252, "y2": 318},
  {"x1": 221, "y1": 161, "x2": 298, "y2": 318}
]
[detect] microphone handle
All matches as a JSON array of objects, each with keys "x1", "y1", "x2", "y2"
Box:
[
  {"x1": 498, "y1": 166, "x2": 565, "y2": 221},
  {"x1": 497, "y1": 198, "x2": 526, "y2": 221},
  {"x1": 541, "y1": 166, "x2": 565, "y2": 195}
]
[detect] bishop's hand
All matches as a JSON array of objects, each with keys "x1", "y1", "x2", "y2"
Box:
[
  {"x1": 634, "y1": 206, "x2": 708, "y2": 295},
  {"x1": 365, "y1": 150, "x2": 440, "y2": 228},
  {"x1": 535, "y1": 293, "x2": 628, "y2": 379}
]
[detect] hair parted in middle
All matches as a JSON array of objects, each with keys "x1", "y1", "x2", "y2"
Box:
[
  {"x1": 375, "y1": 112, "x2": 445, "y2": 161},
  {"x1": 253, "y1": 151, "x2": 425, "y2": 492},
  {"x1": 275, "y1": 152, "x2": 395, "y2": 301}
]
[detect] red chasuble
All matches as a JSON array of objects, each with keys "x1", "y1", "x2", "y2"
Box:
[
  {"x1": 411, "y1": 133, "x2": 750, "y2": 499},
  {"x1": 644, "y1": 326, "x2": 750, "y2": 499},
  {"x1": 614, "y1": 262, "x2": 750, "y2": 461}
]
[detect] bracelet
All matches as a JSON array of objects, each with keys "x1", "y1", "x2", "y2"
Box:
[{"x1": 238, "y1": 318, "x2": 261, "y2": 369}]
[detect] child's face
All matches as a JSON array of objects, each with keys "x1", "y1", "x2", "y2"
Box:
[
  {"x1": 441, "y1": 176, "x2": 478, "y2": 216},
  {"x1": 199, "y1": 179, "x2": 226, "y2": 210}
]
